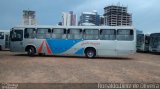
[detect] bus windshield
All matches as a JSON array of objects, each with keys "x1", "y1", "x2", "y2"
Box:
[
  {"x1": 151, "y1": 37, "x2": 160, "y2": 46},
  {"x1": 137, "y1": 34, "x2": 144, "y2": 45},
  {"x1": 0, "y1": 32, "x2": 4, "y2": 39}
]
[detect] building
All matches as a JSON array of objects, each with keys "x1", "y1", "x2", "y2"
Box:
[
  {"x1": 100, "y1": 16, "x2": 105, "y2": 26},
  {"x1": 58, "y1": 22, "x2": 62, "y2": 26},
  {"x1": 22, "y1": 10, "x2": 37, "y2": 25},
  {"x1": 79, "y1": 10, "x2": 100, "y2": 26},
  {"x1": 62, "y1": 11, "x2": 77, "y2": 26},
  {"x1": 104, "y1": 5, "x2": 132, "y2": 26}
]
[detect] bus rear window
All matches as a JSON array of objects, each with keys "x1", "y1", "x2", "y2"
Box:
[{"x1": 0, "y1": 32, "x2": 4, "y2": 39}]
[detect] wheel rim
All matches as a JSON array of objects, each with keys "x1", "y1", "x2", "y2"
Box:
[
  {"x1": 29, "y1": 49, "x2": 32, "y2": 54},
  {"x1": 28, "y1": 47, "x2": 34, "y2": 56},
  {"x1": 28, "y1": 49, "x2": 32, "y2": 55},
  {"x1": 87, "y1": 50, "x2": 94, "y2": 58}
]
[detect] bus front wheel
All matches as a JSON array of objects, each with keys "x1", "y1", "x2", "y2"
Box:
[
  {"x1": 85, "y1": 48, "x2": 96, "y2": 58},
  {"x1": 27, "y1": 47, "x2": 36, "y2": 56}
]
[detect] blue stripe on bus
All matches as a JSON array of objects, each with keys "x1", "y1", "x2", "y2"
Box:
[
  {"x1": 46, "y1": 39, "x2": 82, "y2": 54},
  {"x1": 75, "y1": 48, "x2": 84, "y2": 55}
]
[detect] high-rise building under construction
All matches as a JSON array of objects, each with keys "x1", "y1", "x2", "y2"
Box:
[
  {"x1": 62, "y1": 11, "x2": 77, "y2": 26},
  {"x1": 104, "y1": 5, "x2": 132, "y2": 26},
  {"x1": 23, "y1": 10, "x2": 37, "y2": 25}
]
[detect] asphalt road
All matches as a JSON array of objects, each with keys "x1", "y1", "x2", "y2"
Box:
[{"x1": 0, "y1": 51, "x2": 160, "y2": 83}]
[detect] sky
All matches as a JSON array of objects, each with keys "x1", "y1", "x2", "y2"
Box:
[{"x1": 0, "y1": 0, "x2": 160, "y2": 34}]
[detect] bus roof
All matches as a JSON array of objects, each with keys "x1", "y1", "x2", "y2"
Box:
[
  {"x1": 12, "y1": 25, "x2": 135, "y2": 30},
  {"x1": 0, "y1": 30, "x2": 10, "y2": 33},
  {"x1": 150, "y1": 33, "x2": 160, "y2": 37}
]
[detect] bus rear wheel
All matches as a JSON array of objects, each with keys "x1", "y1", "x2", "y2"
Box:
[
  {"x1": 27, "y1": 47, "x2": 36, "y2": 56},
  {"x1": 85, "y1": 48, "x2": 96, "y2": 58}
]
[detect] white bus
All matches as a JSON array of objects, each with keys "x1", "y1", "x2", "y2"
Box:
[
  {"x1": 136, "y1": 34, "x2": 150, "y2": 52},
  {"x1": 149, "y1": 33, "x2": 160, "y2": 53},
  {"x1": 0, "y1": 30, "x2": 10, "y2": 51},
  {"x1": 10, "y1": 25, "x2": 136, "y2": 58}
]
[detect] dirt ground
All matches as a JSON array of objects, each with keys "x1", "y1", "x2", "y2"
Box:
[{"x1": 0, "y1": 51, "x2": 160, "y2": 83}]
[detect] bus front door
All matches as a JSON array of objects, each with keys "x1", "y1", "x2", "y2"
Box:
[{"x1": 10, "y1": 29, "x2": 24, "y2": 52}]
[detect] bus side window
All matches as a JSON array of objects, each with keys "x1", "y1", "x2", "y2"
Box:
[
  {"x1": 32, "y1": 29, "x2": 37, "y2": 38},
  {"x1": 52, "y1": 29, "x2": 55, "y2": 38},
  {"x1": 48, "y1": 29, "x2": 52, "y2": 33},
  {"x1": 68, "y1": 29, "x2": 82, "y2": 40},
  {"x1": 24, "y1": 28, "x2": 37, "y2": 39},
  {"x1": 24, "y1": 29, "x2": 29, "y2": 38},
  {"x1": 130, "y1": 30, "x2": 133, "y2": 35},
  {"x1": 46, "y1": 29, "x2": 52, "y2": 38},
  {"x1": 117, "y1": 29, "x2": 134, "y2": 41},
  {"x1": 63, "y1": 29, "x2": 67, "y2": 39},
  {"x1": 84, "y1": 29, "x2": 99, "y2": 40},
  {"x1": 64, "y1": 29, "x2": 67, "y2": 34},
  {"x1": 52, "y1": 28, "x2": 66, "y2": 39},
  {"x1": 80, "y1": 29, "x2": 82, "y2": 33},
  {"x1": 67, "y1": 29, "x2": 70, "y2": 34},
  {"x1": 37, "y1": 28, "x2": 51, "y2": 39},
  {"x1": 100, "y1": 29, "x2": 116, "y2": 40}
]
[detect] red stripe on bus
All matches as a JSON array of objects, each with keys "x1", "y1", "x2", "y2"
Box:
[
  {"x1": 38, "y1": 41, "x2": 44, "y2": 53},
  {"x1": 45, "y1": 41, "x2": 52, "y2": 55}
]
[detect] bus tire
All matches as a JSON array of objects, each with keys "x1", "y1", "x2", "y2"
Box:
[
  {"x1": 85, "y1": 47, "x2": 96, "y2": 58},
  {"x1": 0, "y1": 45, "x2": 2, "y2": 51},
  {"x1": 27, "y1": 46, "x2": 36, "y2": 56}
]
